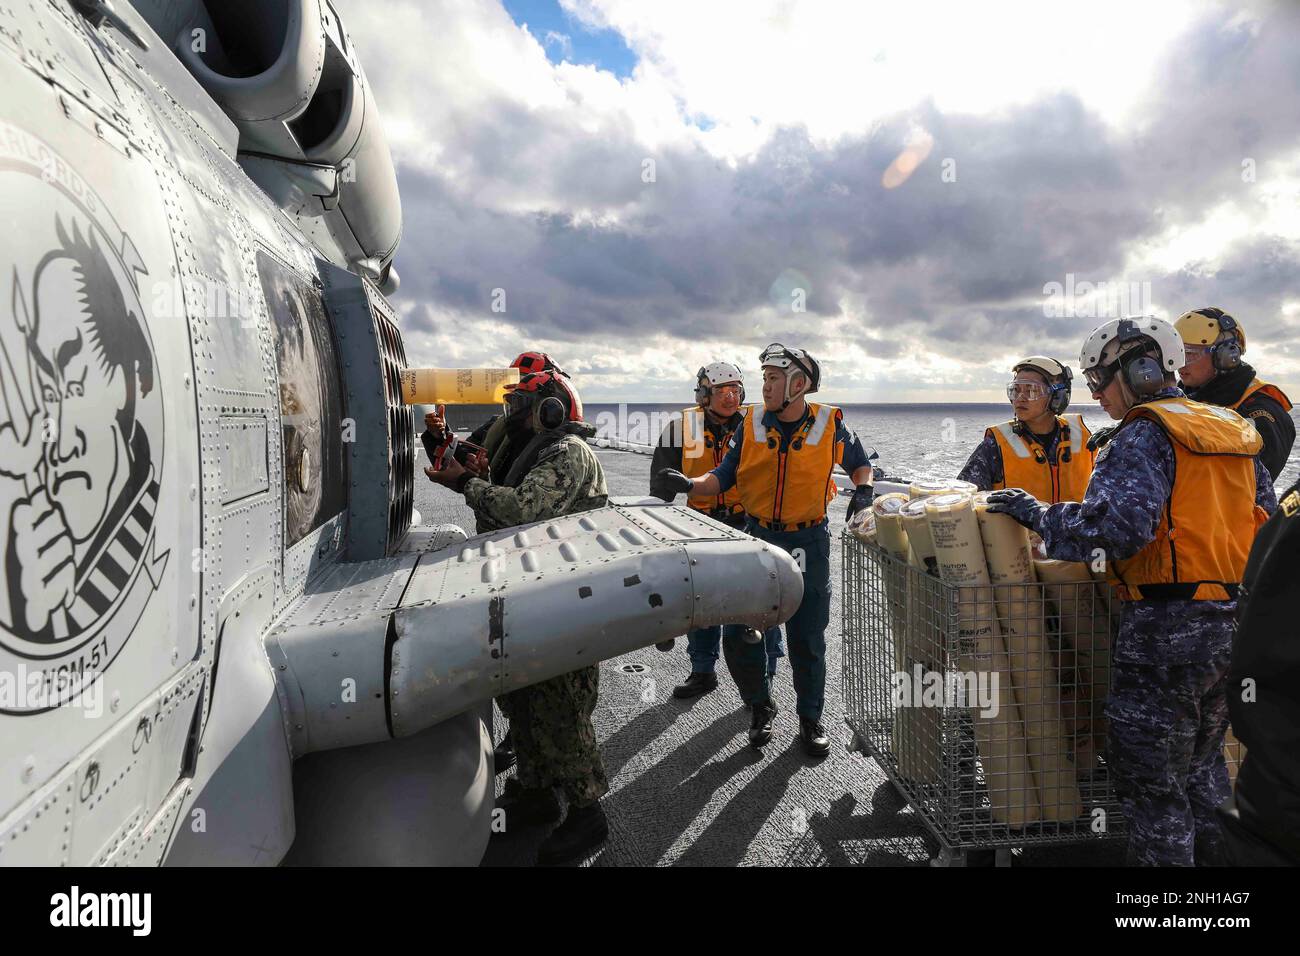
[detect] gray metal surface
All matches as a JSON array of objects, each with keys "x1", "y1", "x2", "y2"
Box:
[
  {"x1": 129, "y1": 0, "x2": 403, "y2": 279},
  {"x1": 318, "y1": 260, "x2": 393, "y2": 561},
  {"x1": 389, "y1": 504, "x2": 802, "y2": 736},
  {"x1": 2, "y1": 0, "x2": 430, "y2": 866}
]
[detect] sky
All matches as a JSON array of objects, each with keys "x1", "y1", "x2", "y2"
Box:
[{"x1": 334, "y1": 0, "x2": 1300, "y2": 403}]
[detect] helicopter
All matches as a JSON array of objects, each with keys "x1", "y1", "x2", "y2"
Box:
[{"x1": 0, "y1": 0, "x2": 802, "y2": 865}]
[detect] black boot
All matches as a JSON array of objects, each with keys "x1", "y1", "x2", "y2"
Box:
[
  {"x1": 673, "y1": 672, "x2": 718, "y2": 699},
  {"x1": 496, "y1": 778, "x2": 562, "y2": 828},
  {"x1": 800, "y1": 718, "x2": 831, "y2": 758},
  {"x1": 493, "y1": 731, "x2": 516, "y2": 775},
  {"x1": 749, "y1": 701, "x2": 777, "y2": 747},
  {"x1": 537, "y1": 802, "x2": 609, "y2": 865}
]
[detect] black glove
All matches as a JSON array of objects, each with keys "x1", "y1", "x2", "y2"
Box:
[
  {"x1": 1087, "y1": 425, "x2": 1117, "y2": 452},
  {"x1": 654, "y1": 639, "x2": 676, "y2": 652},
  {"x1": 846, "y1": 484, "x2": 875, "y2": 524},
  {"x1": 985, "y1": 488, "x2": 1048, "y2": 532},
  {"x1": 655, "y1": 468, "x2": 693, "y2": 496}
]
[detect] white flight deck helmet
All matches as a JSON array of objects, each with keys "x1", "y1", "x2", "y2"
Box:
[
  {"x1": 1078, "y1": 316, "x2": 1184, "y2": 399},
  {"x1": 695, "y1": 360, "x2": 746, "y2": 406},
  {"x1": 1012, "y1": 356, "x2": 1073, "y2": 415},
  {"x1": 759, "y1": 343, "x2": 821, "y2": 410}
]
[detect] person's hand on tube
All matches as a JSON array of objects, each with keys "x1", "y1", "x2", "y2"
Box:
[
  {"x1": 846, "y1": 484, "x2": 874, "y2": 524},
  {"x1": 985, "y1": 488, "x2": 1048, "y2": 532}
]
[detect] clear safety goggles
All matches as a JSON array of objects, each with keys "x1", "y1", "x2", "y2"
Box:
[
  {"x1": 1006, "y1": 382, "x2": 1048, "y2": 402},
  {"x1": 711, "y1": 383, "x2": 742, "y2": 397},
  {"x1": 1183, "y1": 345, "x2": 1212, "y2": 363}
]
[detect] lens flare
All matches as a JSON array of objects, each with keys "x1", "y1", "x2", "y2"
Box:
[{"x1": 881, "y1": 130, "x2": 935, "y2": 189}]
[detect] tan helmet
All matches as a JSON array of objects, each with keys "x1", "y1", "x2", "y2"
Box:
[{"x1": 1175, "y1": 308, "x2": 1246, "y2": 372}]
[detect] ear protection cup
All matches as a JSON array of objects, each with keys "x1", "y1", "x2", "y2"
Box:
[
  {"x1": 1047, "y1": 367, "x2": 1073, "y2": 415},
  {"x1": 535, "y1": 396, "x2": 566, "y2": 431},
  {"x1": 694, "y1": 367, "x2": 710, "y2": 406},
  {"x1": 1122, "y1": 353, "x2": 1165, "y2": 396},
  {"x1": 1210, "y1": 313, "x2": 1243, "y2": 371}
]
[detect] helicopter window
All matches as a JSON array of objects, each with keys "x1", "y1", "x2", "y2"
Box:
[{"x1": 256, "y1": 251, "x2": 347, "y2": 547}]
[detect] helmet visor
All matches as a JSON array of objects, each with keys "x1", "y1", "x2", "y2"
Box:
[
  {"x1": 502, "y1": 389, "x2": 532, "y2": 419},
  {"x1": 1083, "y1": 361, "x2": 1120, "y2": 393}
]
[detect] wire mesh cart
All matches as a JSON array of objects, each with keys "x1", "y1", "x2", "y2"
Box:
[{"x1": 841, "y1": 531, "x2": 1128, "y2": 865}]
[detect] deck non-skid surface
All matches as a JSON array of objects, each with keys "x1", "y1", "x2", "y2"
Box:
[{"x1": 414, "y1": 447, "x2": 1122, "y2": 866}]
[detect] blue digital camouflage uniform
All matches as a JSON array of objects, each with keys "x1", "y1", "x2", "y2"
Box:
[
  {"x1": 957, "y1": 423, "x2": 1063, "y2": 491},
  {"x1": 463, "y1": 434, "x2": 611, "y2": 807},
  {"x1": 1035, "y1": 387, "x2": 1277, "y2": 866}
]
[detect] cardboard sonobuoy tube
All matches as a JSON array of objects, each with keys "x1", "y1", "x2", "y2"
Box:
[
  {"x1": 908, "y1": 479, "x2": 977, "y2": 500},
  {"x1": 924, "y1": 493, "x2": 1039, "y2": 827},
  {"x1": 1035, "y1": 558, "x2": 1113, "y2": 769},
  {"x1": 400, "y1": 367, "x2": 520, "y2": 405},
  {"x1": 871, "y1": 494, "x2": 912, "y2": 667},
  {"x1": 894, "y1": 497, "x2": 943, "y2": 782},
  {"x1": 900, "y1": 497, "x2": 939, "y2": 577},
  {"x1": 974, "y1": 495, "x2": 1082, "y2": 821},
  {"x1": 871, "y1": 494, "x2": 928, "y2": 780}
]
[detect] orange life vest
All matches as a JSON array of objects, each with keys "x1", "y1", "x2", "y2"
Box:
[
  {"x1": 1229, "y1": 379, "x2": 1293, "y2": 414},
  {"x1": 736, "y1": 401, "x2": 842, "y2": 529},
  {"x1": 988, "y1": 414, "x2": 1095, "y2": 503},
  {"x1": 1107, "y1": 397, "x2": 1268, "y2": 602},
  {"x1": 681, "y1": 406, "x2": 745, "y2": 518}
]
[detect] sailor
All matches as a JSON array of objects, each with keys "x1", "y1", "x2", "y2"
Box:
[
  {"x1": 958, "y1": 356, "x2": 1096, "y2": 502},
  {"x1": 1175, "y1": 308, "x2": 1295, "y2": 481},
  {"x1": 1218, "y1": 475, "x2": 1300, "y2": 865},
  {"x1": 987, "y1": 316, "x2": 1277, "y2": 866},
  {"x1": 656, "y1": 343, "x2": 875, "y2": 757},
  {"x1": 428, "y1": 351, "x2": 568, "y2": 532},
  {"x1": 423, "y1": 350, "x2": 565, "y2": 774},
  {"x1": 650, "y1": 361, "x2": 784, "y2": 697},
  {"x1": 424, "y1": 369, "x2": 611, "y2": 865}
]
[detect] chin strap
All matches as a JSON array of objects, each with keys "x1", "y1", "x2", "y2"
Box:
[{"x1": 779, "y1": 369, "x2": 799, "y2": 410}]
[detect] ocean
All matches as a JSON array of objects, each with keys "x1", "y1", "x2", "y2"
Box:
[
  {"x1": 436, "y1": 402, "x2": 1300, "y2": 493},
  {"x1": 582, "y1": 402, "x2": 1300, "y2": 493}
]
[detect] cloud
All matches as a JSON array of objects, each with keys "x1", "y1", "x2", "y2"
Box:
[{"x1": 334, "y1": 0, "x2": 1300, "y2": 401}]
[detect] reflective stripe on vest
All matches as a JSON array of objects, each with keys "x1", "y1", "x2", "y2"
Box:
[
  {"x1": 681, "y1": 406, "x2": 745, "y2": 516},
  {"x1": 988, "y1": 414, "x2": 1095, "y2": 504},
  {"x1": 1229, "y1": 378, "x2": 1294, "y2": 414},
  {"x1": 1108, "y1": 396, "x2": 1267, "y2": 601},
  {"x1": 735, "y1": 402, "x2": 841, "y2": 526}
]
